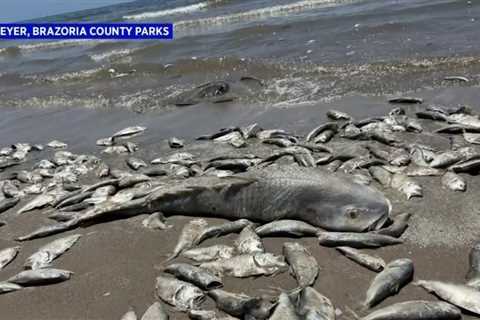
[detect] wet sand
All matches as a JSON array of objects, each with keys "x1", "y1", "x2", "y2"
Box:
[{"x1": 1, "y1": 85, "x2": 480, "y2": 319}]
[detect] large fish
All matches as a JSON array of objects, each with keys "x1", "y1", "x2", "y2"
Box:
[{"x1": 145, "y1": 166, "x2": 390, "y2": 232}]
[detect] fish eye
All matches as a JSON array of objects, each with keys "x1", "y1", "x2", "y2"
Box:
[{"x1": 345, "y1": 207, "x2": 359, "y2": 219}]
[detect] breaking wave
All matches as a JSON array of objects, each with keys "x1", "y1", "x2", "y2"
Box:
[{"x1": 124, "y1": 0, "x2": 225, "y2": 20}]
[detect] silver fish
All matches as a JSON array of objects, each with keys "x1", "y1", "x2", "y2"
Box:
[
  {"x1": 0, "y1": 246, "x2": 20, "y2": 270},
  {"x1": 127, "y1": 157, "x2": 147, "y2": 171},
  {"x1": 47, "y1": 140, "x2": 68, "y2": 149},
  {"x1": 155, "y1": 275, "x2": 205, "y2": 311},
  {"x1": 195, "y1": 219, "x2": 252, "y2": 245},
  {"x1": 336, "y1": 247, "x2": 385, "y2": 272},
  {"x1": 283, "y1": 242, "x2": 318, "y2": 289},
  {"x1": 270, "y1": 292, "x2": 299, "y2": 320},
  {"x1": 182, "y1": 245, "x2": 235, "y2": 263},
  {"x1": 318, "y1": 232, "x2": 402, "y2": 249},
  {"x1": 200, "y1": 253, "x2": 287, "y2": 278},
  {"x1": 364, "y1": 258, "x2": 414, "y2": 308},
  {"x1": 296, "y1": 287, "x2": 335, "y2": 320},
  {"x1": 166, "y1": 219, "x2": 208, "y2": 262},
  {"x1": 441, "y1": 172, "x2": 466, "y2": 192},
  {"x1": 361, "y1": 300, "x2": 461, "y2": 320},
  {"x1": 416, "y1": 280, "x2": 480, "y2": 316},
  {"x1": 255, "y1": 220, "x2": 319, "y2": 237},
  {"x1": 8, "y1": 268, "x2": 73, "y2": 286},
  {"x1": 168, "y1": 137, "x2": 184, "y2": 149},
  {"x1": 142, "y1": 212, "x2": 172, "y2": 230},
  {"x1": 234, "y1": 225, "x2": 264, "y2": 255},
  {"x1": 327, "y1": 110, "x2": 351, "y2": 121},
  {"x1": 164, "y1": 263, "x2": 223, "y2": 290},
  {"x1": 25, "y1": 234, "x2": 81, "y2": 269},
  {"x1": 112, "y1": 126, "x2": 146, "y2": 140}
]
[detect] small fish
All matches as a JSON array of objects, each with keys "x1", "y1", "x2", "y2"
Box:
[
  {"x1": 155, "y1": 275, "x2": 205, "y2": 311},
  {"x1": 182, "y1": 245, "x2": 235, "y2": 263},
  {"x1": 416, "y1": 280, "x2": 480, "y2": 316},
  {"x1": 364, "y1": 258, "x2": 414, "y2": 308},
  {"x1": 25, "y1": 234, "x2": 81, "y2": 269},
  {"x1": 318, "y1": 232, "x2": 402, "y2": 249},
  {"x1": 0, "y1": 282, "x2": 22, "y2": 295},
  {"x1": 388, "y1": 97, "x2": 423, "y2": 104},
  {"x1": 168, "y1": 137, "x2": 184, "y2": 149},
  {"x1": 444, "y1": 76, "x2": 469, "y2": 82},
  {"x1": 166, "y1": 219, "x2": 208, "y2": 262},
  {"x1": 255, "y1": 220, "x2": 319, "y2": 237},
  {"x1": 17, "y1": 193, "x2": 55, "y2": 214},
  {"x1": 200, "y1": 253, "x2": 287, "y2": 278},
  {"x1": 442, "y1": 172, "x2": 466, "y2": 192},
  {"x1": 164, "y1": 263, "x2": 223, "y2": 290},
  {"x1": 336, "y1": 247, "x2": 385, "y2": 272},
  {"x1": 126, "y1": 157, "x2": 147, "y2": 171},
  {"x1": 121, "y1": 308, "x2": 138, "y2": 320},
  {"x1": 314, "y1": 130, "x2": 336, "y2": 143},
  {"x1": 234, "y1": 225, "x2": 264, "y2": 255},
  {"x1": 142, "y1": 212, "x2": 172, "y2": 230},
  {"x1": 8, "y1": 268, "x2": 73, "y2": 286},
  {"x1": 374, "y1": 213, "x2": 412, "y2": 238},
  {"x1": 141, "y1": 302, "x2": 169, "y2": 320},
  {"x1": 305, "y1": 123, "x2": 338, "y2": 142},
  {"x1": 390, "y1": 174, "x2": 422, "y2": 199},
  {"x1": 430, "y1": 151, "x2": 464, "y2": 168},
  {"x1": 269, "y1": 292, "x2": 299, "y2": 320},
  {"x1": 296, "y1": 287, "x2": 335, "y2": 320},
  {"x1": 47, "y1": 140, "x2": 68, "y2": 149},
  {"x1": 466, "y1": 240, "x2": 480, "y2": 288},
  {"x1": 0, "y1": 246, "x2": 20, "y2": 270},
  {"x1": 283, "y1": 242, "x2": 318, "y2": 289},
  {"x1": 112, "y1": 126, "x2": 146, "y2": 140},
  {"x1": 195, "y1": 219, "x2": 252, "y2": 245},
  {"x1": 208, "y1": 289, "x2": 261, "y2": 318},
  {"x1": 16, "y1": 220, "x2": 78, "y2": 242},
  {"x1": 214, "y1": 131, "x2": 246, "y2": 148},
  {"x1": 103, "y1": 146, "x2": 129, "y2": 154},
  {"x1": 361, "y1": 300, "x2": 461, "y2": 320},
  {"x1": 327, "y1": 110, "x2": 351, "y2": 121}
]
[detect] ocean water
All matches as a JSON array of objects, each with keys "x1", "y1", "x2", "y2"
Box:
[{"x1": 0, "y1": 0, "x2": 479, "y2": 110}]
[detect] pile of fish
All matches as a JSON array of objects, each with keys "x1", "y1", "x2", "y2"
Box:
[{"x1": 2, "y1": 96, "x2": 480, "y2": 319}]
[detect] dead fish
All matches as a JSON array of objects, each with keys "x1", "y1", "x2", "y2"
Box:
[
  {"x1": 327, "y1": 110, "x2": 351, "y2": 121},
  {"x1": 200, "y1": 253, "x2": 287, "y2": 278},
  {"x1": 18, "y1": 193, "x2": 55, "y2": 214},
  {"x1": 336, "y1": 247, "x2": 385, "y2": 272},
  {"x1": 314, "y1": 130, "x2": 336, "y2": 143},
  {"x1": 390, "y1": 174, "x2": 422, "y2": 199},
  {"x1": 8, "y1": 268, "x2": 73, "y2": 286},
  {"x1": 142, "y1": 212, "x2": 172, "y2": 230},
  {"x1": 214, "y1": 131, "x2": 246, "y2": 148},
  {"x1": 234, "y1": 225, "x2": 264, "y2": 255},
  {"x1": 369, "y1": 167, "x2": 392, "y2": 187},
  {"x1": 464, "y1": 132, "x2": 480, "y2": 144},
  {"x1": 96, "y1": 137, "x2": 114, "y2": 146},
  {"x1": 127, "y1": 158, "x2": 147, "y2": 171},
  {"x1": 16, "y1": 219, "x2": 78, "y2": 242},
  {"x1": 361, "y1": 300, "x2": 461, "y2": 320},
  {"x1": 25, "y1": 234, "x2": 81, "y2": 269},
  {"x1": 166, "y1": 219, "x2": 208, "y2": 262},
  {"x1": 182, "y1": 245, "x2": 235, "y2": 263},
  {"x1": 283, "y1": 242, "x2": 318, "y2": 289},
  {"x1": 169, "y1": 137, "x2": 184, "y2": 149},
  {"x1": 112, "y1": 126, "x2": 146, "y2": 140},
  {"x1": 318, "y1": 232, "x2": 402, "y2": 249},
  {"x1": 164, "y1": 263, "x2": 223, "y2": 290},
  {"x1": 466, "y1": 240, "x2": 480, "y2": 289},
  {"x1": 35, "y1": 159, "x2": 56, "y2": 169},
  {"x1": 270, "y1": 292, "x2": 299, "y2": 320},
  {"x1": 364, "y1": 258, "x2": 414, "y2": 308},
  {"x1": 374, "y1": 213, "x2": 412, "y2": 238},
  {"x1": 121, "y1": 308, "x2": 138, "y2": 320},
  {"x1": 444, "y1": 76, "x2": 469, "y2": 82},
  {"x1": 155, "y1": 275, "x2": 205, "y2": 311},
  {"x1": 442, "y1": 172, "x2": 466, "y2": 192},
  {"x1": 0, "y1": 246, "x2": 20, "y2": 270},
  {"x1": 124, "y1": 141, "x2": 138, "y2": 153},
  {"x1": 388, "y1": 97, "x2": 423, "y2": 104},
  {"x1": 47, "y1": 140, "x2": 68, "y2": 149},
  {"x1": 255, "y1": 220, "x2": 319, "y2": 237},
  {"x1": 48, "y1": 211, "x2": 79, "y2": 222},
  {"x1": 305, "y1": 123, "x2": 338, "y2": 142},
  {"x1": 0, "y1": 282, "x2": 22, "y2": 295},
  {"x1": 195, "y1": 219, "x2": 252, "y2": 245},
  {"x1": 141, "y1": 302, "x2": 169, "y2": 320},
  {"x1": 416, "y1": 280, "x2": 480, "y2": 316},
  {"x1": 103, "y1": 146, "x2": 129, "y2": 154},
  {"x1": 0, "y1": 197, "x2": 20, "y2": 214},
  {"x1": 56, "y1": 191, "x2": 94, "y2": 209},
  {"x1": 208, "y1": 289, "x2": 260, "y2": 318},
  {"x1": 296, "y1": 286, "x2": 335, "y2": 320},
  {"x1": 450, "y1": 158, "x2": 480, "y2": 173},
  {"x1": 141, "y1": 167, "x2": 168, "y2": 177},
  {"x1": 241, "y1": 123, "x2": 263, "y2": 139},
  {"x1": 430, "y1": 151, "x2": 464, "y2": 168}
]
